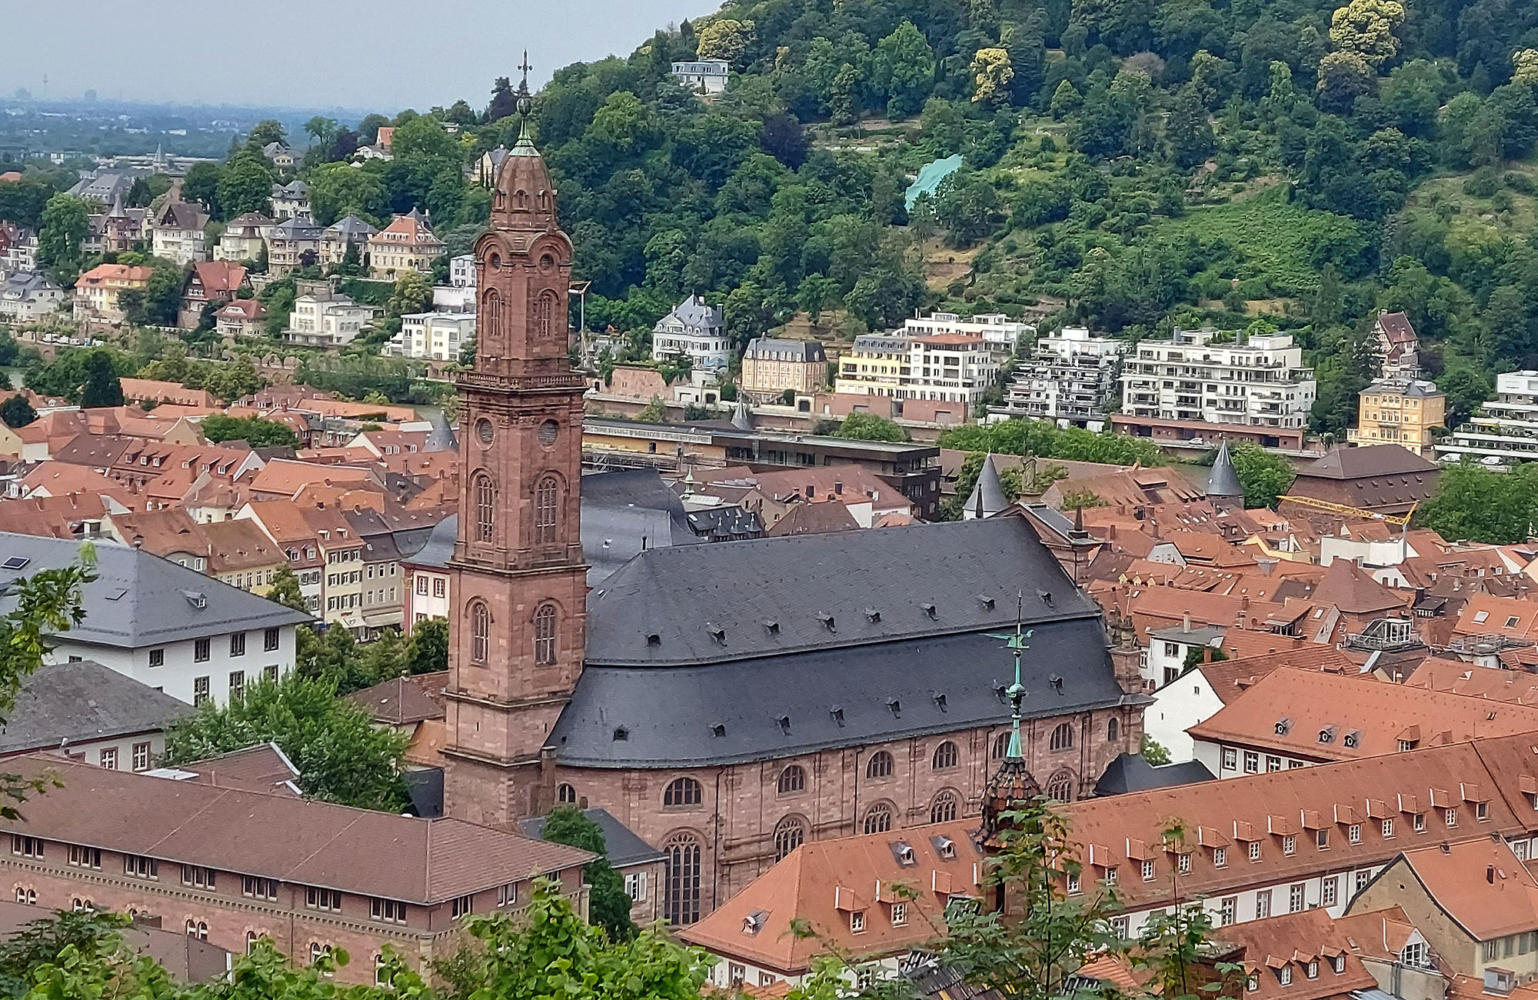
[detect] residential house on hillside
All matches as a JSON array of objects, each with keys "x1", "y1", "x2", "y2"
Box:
[
  {"x1": 85, "y1": 194, "x2": 148, "y2": 255},
  {"x1": 149, "y1": 198, "x2": 210, "y2": 264},
  {"x1": 1350, "y1": 379, "x2": 1445, "y2": 457},
  {"x1": 74, "y1": 263, "x2": 152, "y2": 323},
  {"x1": 0, "y1": 659, "x2": 192, "y2": 770},
  {"x1": 671, "y1": 59, "x2": 730, "y2": 95},
  {"x1": 260, "y1": 140, "x2": 295, "y2": 169},
  {"x1": 319, "y1": 215, "x2": 377, "y2": 269},
  {"x1": 213, "y1": 212, "x2": 272, "y2": 263},
  {"x1": 740, "y1": 338, "x2": 828, "y2": 402},
  {"x1": 264, "y1": 215, "x2": 323, "y2": 275},
  {"x1": 367, "y1": 210, "x2": 443, "y2": 278},
  {"x1": 651, "y1": 294, "x2": 728, "y2": 372},
  {"x1": 213, "y1": 298, "x2": 266, "y2": 342},
  {"x1": 178, "y1": 261, "x2": 248, "y2": 330},
  {"x1": 268, "y1": 179, "x2": 310, "y2": 220},
  {"x1": 284, "y1": 282, "x2": 376, "y2": 348},
  {"x1": 0, "y1": 271, "x2": 65, "y2": 322},
  {"x1": 1373, "y1": 310, "x2": 1420, "y2": 380}
]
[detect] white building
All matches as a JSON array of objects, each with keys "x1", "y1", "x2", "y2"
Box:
[
  {"x1": 835, "y1": 332, "x2": 1000, "y2": 405},
  {"x1": 1436, "y1": 370, "x2": 1538, "y2": 468},
  {"x1": 0, "y1": 660, "x2": 192, "y2": 771},
  {"x1": 1120, "y1": 328, "x2": 1316, "y2": 430},
  {"x1": 0, "y1": 271, "x2": 66, "y2": 322},
  {"x1": 284, "y1": 286, "x2": 377, "y2": 348},
  {"x1": 0, "y1": 533, "x2": 309, "y2": 708},
  {"x1": 1, "y1": 232, "x2": 38, "y2": 272},
  {"x1": 671, "y1": 59, "x2": 730, "y2": 95},
  {"x1": 449, "y1": 253, "x2": 476, "y2": 289},
  {"x1": 903, "y1": 311, "x2": 1033, "y2": 354},
  {"x1": 652, "y1": 294, "x2": 729, "y2": 372},
  {"x1": 391, "y1": 310, "x2": 476, "y2": 361},
  {"x1": 990, "y1": 326, "x2": 1124, "y2": 426},
  {"x1": 148, "y1": 200, "x2": 210, "y2": 265}
]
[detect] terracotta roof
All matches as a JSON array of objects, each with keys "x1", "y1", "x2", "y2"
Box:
[
  {"x1": 215, "y1": 299, "x2": 266, "y2": 321},
  {"x1": 679, "y1": 819, "x2": 981, "y2": 974},
  {"x1": 1453, "y1": 595, "x2": 1538, "y2": 639},
  {"x1": 248, "y1": 459, "x2": 375, "y2": 500},
  {"x1": 1312, "y1": 559, "x2": 1407, "y2": 616},
  {"x1": 1376, "y1": 311, "x2": 1418, "y2": 347},
  {"x1": 767, "y1": 500, "x2": 860, "y2": 536},
  {"x1": 346, "y1": 672, "x2": 447, "y2": 726},
  {"x1": 77, "y1": 263, "x2": 153, "y2": 285},
  {"x1": 189, "y1": 261, "x2": 248, "y2": 296},
  {"x1": 198, "y1": 518, "x2": 285, "y2": 572},
  {"x1": 1187, "y1": 668, "x2": 1538, "y2": 762},
  {"x1": 0, "y1": 494, "x2": 114, "y2": 538},
  {"x1": 20, "y1": 462, "x2": 121, "y2": 498},
  {"x1": 1199, "y1": 647, "x2": 1358, "y2": 705},
  {"x1": 1213, "y1": 909, "x2": 1380, "y2": 1000},
  {"x1": 1218, "y1": 629, "x2": 1307, "y2": 659},
  {"x1": 1394, "y1": 838, "x2": 1538, "y2": 940},
  {"x1": 1334, "y1": 905, "x2": 1417, "y2": 962},
  {"x1": 0, "y1": 754, "x2": 590, "y2": 904}
]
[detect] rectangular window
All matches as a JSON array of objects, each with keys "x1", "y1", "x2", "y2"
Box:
[
  {"x1": 433, "y1": 579, "x2": 445, "y2": 598},
  {"x1": 1067, "y1": 872, "x2": 1081, "y2": 894},
  {"x1": 148, "y1": 648, "x2": 164, "y2": 667},
  {"x1": 264, "y1": 628, "x2": 280, "y2": 652},
  {"x1": 1105, "y1": 866, "x2": 1118, "y2": 886},
  {"x1": 1222, "y1": 748, "x2": 1237, "y2": 771},
  {"x1": 264, "y1": 665, "x2": 279, "y2": 683},
  {"x1": 305, "y1": 887, "x2": 342, "y2": 912},
  {"x1": 369, "y1": 898, "x2": 406, "y2": 924},
  {"x1": 451, "y1": 894, "x2": 474, "y2": 919},
  {"x1": 1445, "y1": 808, "x2": 1457, "y2": 827},
  {"x1": 1243, "y1": 751, "x2": 1259, "y2": 774},
  {"x1": 850, "y1": 910, "x2": 866, "y2": 933},
  {"x1": 1478, "y1": 802, "x2": 1490, "y2": 821},
  {"x1": 1111, "y1": 916, "x2": 1130, "y2": 939},
  {"x1": 229, "y1": 671, "x2": 244, "y2": 701},
  {"x1": 1178, "y1": 854, "x2": 1191, "y2": 875},
  {"x1": 1355, "y1": 869, "x2": 1372, "y2": 894},
  {"x1": 181, "y1": 865, "x2": 216, "y2": 889},
  {"x1": 1213, "y1": 848, "x2": 1227, "y2": 868},
  {"x1": 1283, "y1": 835, "x2": 1296, "y2": 855},
  {"x1": 11, "y1": 835, "x2": 42, "y2": 859},
  {"x1": 624, "y1": 872, "x2": 648, "y2": 902},
  {"x1": 1317, "y1": 829, "x2": 1329, "y2": 849},
  {"x1": 1485, "y1": 941, "x2": 1501, "y2": 962},
  {"x1": 1141, "y1": 859, "x2": 1155, "y2": 881},
  {"x1": 1248, "y1": 841, "x2": 1261, "y2": 862},
  {"x1": 891, "y1": 902, "x2": 907, "y2": 926},
  {"x1": 1413, "y1": 812, "x2": 1426, "y2": 832},
  {"x1": 496, "y1": 883, "x2": 518, "y2": 907},
  {"x1": 67, "y1": 845, "x2": 100, "y2": 869},
  {"x1": 1322, "y1": 877, "x2": 1338, "y2": 907},
  {"x1": 131, "y1": 742, "x2": 150, "y2": 772},
  {"x1": 1255, "y1": 890, "x2": 1272, "y2": 919},
  {"x1": 1382, "y1": 819, "x2": 1394, "y2": 838},
  {"x1": 1219, "y1": 897, "x2": 1236, "y2": 926},
  {"x1": 193, "y1": 676, "x2": 209, "y2": 706},
  {"x1": 1289, "y1": 883, "x2": 1305, "y2": 913},
  {"x1": 243, "y1": 876, "x2": 278, "y2": 900},
  {"x1": 230, "y1": 633, "x2": 245, "y2": 657},
  {"x1": 194, "y1": 638, "x2": 210, "y2": 662},
  {"x1": 1266, "y1": 755, "x2": 1281, "y2": 772},
  {"x1": 1348, "y1": 824, "x2": 1362, "y2": 844},
  {"x1": 124, "y1": 855, "x2": 158, "y2": 879},
  {"x1": 99, "y1": 748, "x2": 117, "y2": 770}
]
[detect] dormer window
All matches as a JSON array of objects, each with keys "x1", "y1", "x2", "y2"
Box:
[
  {"x1": 1332, "y1": 956, "x2": 1345, "y2": 974},
  {"x1": 1280, "y1": 966, "x2": 1293, "y2": 986},
  {"x1": 1306, "y1": 962, "x2": 1318, "y2": 980}
]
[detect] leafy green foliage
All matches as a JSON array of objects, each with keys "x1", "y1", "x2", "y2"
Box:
[
  {"x1": 35, "y1": 194, "x2": 89, "y2": 283},
  {"x1": 405, "y1": 618, "x2": 448, "y2": 676},
  {"x1": 940, "y1": 420, "x2": 1164, "y2": 466},
  {"x1": 161, "y1": 673, "x2": 410, "y2": 812},
  {"x1": 0, "y1": 396, "x2": 37, "y2": 429},
  {"x1": 833, "y1": 413, "x2": 909, "y2": 442},
  {"x1": 200, "y1": 414, "x2": 300, "y2": 448},
  {"x1": 1416, "y1": 462, "x2": 1538, "y2": 545},
  {"x1": 538, "y1": 806, "x2": 636, "y2": 942},
  {"x1": 1228, "y1": 442, "x2": 1296, "y2": 509}
]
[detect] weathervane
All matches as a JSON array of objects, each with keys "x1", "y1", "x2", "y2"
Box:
[
  {"x1": 515, "y1": 50, "x2": 535, "y2": 142},
  {"x1": 986, "y1": 593, "x2": 1033, "y2": 761}
]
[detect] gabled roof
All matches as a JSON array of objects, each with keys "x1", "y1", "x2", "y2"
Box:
[
  {"x1": 1187, "y1": 667, "x2": 1538, "y2": 761},
  {"x1": 1297, "y1": 445, "x2": 1437, "y2": 480},
  {"x1": 767, "y1": 500, "x2": 860, "y2": 536},
  {"x1": 1313, "y1": 559, "x2": 1407, "y2": 616},
  {"x1": 173, "y1": 742, "x2": 303, "y2": 796},
  {"x1": 0, "y1": 532, "x2": 309, "y2": 648},
  {"x1": 1198, "y1": 646, "x2": 1357, "y2": 705},
  {"x1": 1213, "y1": 910, "x2": 1379, "y2": 1000},
  {"x1": 1389, "y1": 838, "x2": 1538, "y2": 941},
  {"x1": 0, "y1": 754, "x2": 590, "y2": 904},
  {"x1": 1375, "y1": 311, "x2": 1418, "y2": 346},
  {"x1": 346, "y1": 671, "x2": 447, "y2": 726},
  {"x1": 517, "y1": 807, "x2": 664, "y2": 869},
  {"x1": 0, "y1": 660, "x2": 193, "y2": 755},
  {"x1": 189, "y1": 261, "x2": 248, "y2": 296}
]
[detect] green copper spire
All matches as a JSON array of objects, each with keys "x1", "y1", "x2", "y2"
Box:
[
  {"x1": 990, "y1": 594, "x2": 1033, "y2": 761},
  {"x1": 514, "y1": 51, "x2": 536, "y2": 150}
]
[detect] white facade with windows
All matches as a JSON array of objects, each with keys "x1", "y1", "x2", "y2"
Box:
[
  {"x1": 1120, "y1": 328, "x2": 1316, "y2": 429},
  {"x1": 652, "y1": 294, "x2": 729, "y2": 371},
  {"x1": 903, "y1": 312, "x2": 1034, "y2": 353},
  {"x1": 990, "y1": 326, "x2": 1124, "y2": 426},
  {"x1": 671, "y1": 60, "x2": 730, "y2": 95},
  {"x1": 284, "y1": 292, "x2": 377, "y2": 348},
  {"x1": 449, "y1": 254, "x2": 476, "y2": 289},
  {"x1": 390, "y1": 311, "x2": 476, "y2": 361},
  {"x1": 1437, "y1": 370, "x2": 1538, "y2": 467},
  {"x1": 836, "y1": 333, "x2": 1000, "y2": 405},
  {"x1": 49, "y1": 626, "x2": 296, "y2": 709}
]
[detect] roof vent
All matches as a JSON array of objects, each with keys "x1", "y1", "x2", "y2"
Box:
[
  {"x1": 1050, "y1": 675, "x2": 1064, "y2": 693},
  {"x1": 1318, "y1": 726, "x2": 1337, "y2": 745},
  {"x1": 742, "y1": 910, "x2": 768, "y2": 935},
  {"x1": 763, "y1": 620, "x2": 780, "y2": 635},
  {"x1": 978, "y1": 595, "x2": 995, "y2": 610},
  {"x1": 817, "y1": 612, "x2": 836, "y2": 633},
  {"x1": 1343, "y1": 730, "x2": 1361, "y2": 749},
  {"x1": 611, "y1": 726, "x2": 629, "y2": 742},
  {"x1": 864, "y1": 608, "x2": 881, "y2": 623},
  {"x1": 646, "y1": 633, "x2": 661, "y2": 647},
  {"x1": 711, "y1": 723, "x2": 726, "y2": 738},
  {"x1": 1275, "y1": 717, "x2": 1292, "y2": 736},
  {"x1": 183, "y1": 591, "x2": 207, "y2": 610},
  {"x1": 0, "y1": 557, "x2": 29, "y2": 571},
  {"x1": 776, "y1": 715, "x2": 791, "y2": 734},
  {"x1": 933, "y1": 692, "x2": 948, "y2": 712},
  {"x1": 893, "y1": 841, "x2": 916, "y2": 866},
  {"x1": 830, "y1": 706, "x2": 845, "y2": 727},
  {"x1": 1038, "y1": 589, "x2": 1053, "y2": 607},
  {"x1": 921, "y1": 602, "x2": 937, "y2": 620},
  {"x1": 887, "y1": 698, "x2": 902, "y2": 718},
  {"x1": 708, "y1": 624, "x2": 727, "y2": 646},
  {"x1": 933, "y1": 835, "x2": 957, "y2": 860}
]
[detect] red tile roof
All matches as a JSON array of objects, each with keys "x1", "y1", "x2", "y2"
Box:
[
  {"x1": 1214, "y1": 909, "x2": 1380, "y2": 1000},
  {"x1": 1393, "y1": 838, "x2": 1538, "y2": 941}
]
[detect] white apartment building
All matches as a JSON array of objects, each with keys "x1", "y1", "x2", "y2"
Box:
[
  {"x1": 835, "y1": 332, "x2": 1000, "y2": 405},
  {"x1": 0, "y1": 271, "x2": 66, "y2": 323},
  {"x1": 903, "y1": 312, "x2": 1034, "y2": 353},
  {"x1": 671, "y1": 59, "x2": 730, "y2": 95},
  {"x1": 1120, "y1": 328, "x2": 1316, "y2": 430},
  {"x1": 1436, "y1": 370, "x2": 1538, "y2": 468},
  {"x1": 284, "y1": 287, "x2": 377, "y2": 348},
  {"x1": 652, "y1": 294, "x2": 729, "y2": 371},
  {"x1": 990, "y1": 326, "x2": 1124, "y2": 426},
  {"x1": 449, "y1": 253, "x2": 476, "y2": 289},
  {"x1": 391, "y1": 311, "x2": 476, "y2": 362}
]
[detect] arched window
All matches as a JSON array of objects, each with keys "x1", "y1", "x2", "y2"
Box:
[
  {"x1": 777, "y1": 765, "x2": 806, "y2": 795},
  {"x1": 469, "y1": 601, "x2": 490, "y2": 664},
  {"x1": 246, "y1": 931, "x2": 259, "y2": 955},
  {"x1": 862, "y1": 802, "x2": 894, "y2": 834},
  {"x1": 557, "y1": 783, "x2": 577, "y2": 804},
  {"x1": 474, "y1": 473, "x2": 495, "y2": 543},
  {"x1": 535, "y1": 475, "x2": 559, "y2": 543},
  {"x1": 1107, "y1": 717, "x2": 1120, "y2": 743},
  {"x1": 930, "y1": 790, "x2": 960, "y2": 824},
  {"x1": 866, "y1": 751, "x2": 894, "y2": 780},
  {"x1": 663, "y1": 776, "x2": 702, "y2": 809},
  {"x1": 993, "y1": 732, "x2": 1012, "y2": 760},
  {"x1": 534, "y1": 290, "x2": 559, "y2": 339},
  {"x1": 481, "y1": 289, "x2": 500, "y2": 347},
  {"x1": 533, "y1": 604, "x2": 557, "y2": 666},
  {"x1": 1050, "y1": 722, "x2": 1074, "y2": 752},
  {"x1": 1046, "y1": 770, "x2": 1075, "y2": 802},
  {"x1": 663, "y1": 833, "x2": 702, "y2": 925},
  {"x1": 773, "y1": 816, "x2": 805, "y2": 861},
  {"x1": 932, "y1": 741, "x2": 959, "y2": 771}
]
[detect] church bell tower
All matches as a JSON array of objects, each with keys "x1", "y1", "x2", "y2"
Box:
[{"x1": 442, "y1": 66, "x2": 589, "y2": 827}]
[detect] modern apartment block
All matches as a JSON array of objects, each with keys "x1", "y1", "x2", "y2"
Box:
[
  {"x1": 989, "y1": 326, "x2": 1124, "y2": 426},
  {"x1": 835, "y1": 332, "x2": 999, "y2": 406},
  {"x1": 1436, "y1": 370, "x2": 1538, "y2": 467},
  {"x1": 902, "y1": 312, "x2": 1034, "y2": 353},
  {"x1": 1120, "y1": 328, "x2": 1316, "y2": 430}
]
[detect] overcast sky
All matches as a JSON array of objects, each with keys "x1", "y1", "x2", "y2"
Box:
[{"x1": 4, "y1": 0, "x2": 712, "y2": 111}]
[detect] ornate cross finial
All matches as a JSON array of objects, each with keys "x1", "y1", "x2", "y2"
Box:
[
  {"x1": 987, "y1": 593, "x2": 1033, "y2": 762},
  {"x1": 518, "y1": 51, "x2": 533, "y2": 91},
  {"x1": 514, "y1": 50, "x2": 535, "y2": 144}
]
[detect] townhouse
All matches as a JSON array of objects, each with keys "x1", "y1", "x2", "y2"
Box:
[
  {"x1": 366, "y1": 211, "x2": 443, "y2": 279},
  {"x1": 74, "y1": 263, "x2": 152, "y2": 324},
  {"x1": 0, "y1": 660, "x2": 191, "y2": 771}
]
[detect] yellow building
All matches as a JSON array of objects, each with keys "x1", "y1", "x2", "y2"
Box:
[
  {"x1": 740, "y1": 337, "x2": 828, "y2": 402},
  {"x1": 367, "y1": 210, "x2": 444, "y2": 279},
  {"x1": 1349, "y1": 378, "x2": 1446, "y2": 456}
]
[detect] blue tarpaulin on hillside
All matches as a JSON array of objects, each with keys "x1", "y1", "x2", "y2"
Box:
[{"x1": 905, "y1": 154, "x2": 963, "y2": 211}]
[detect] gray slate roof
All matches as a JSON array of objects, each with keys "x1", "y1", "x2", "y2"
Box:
[
  {"x1": 517, "y1": 808, "x2": 664, "y2": 868},
  {"x1": 404, "y1": 515, "x2": 457, "y2": 570},
  {"x1": 965, "y1": 454, "x2": 1008, "y2": 518},
  {"x1": 0, "y1": 533, "x2": 310, "y2": 649},
  {"x1": 1092, "y1": 753, "x2": 1215, "y2": 796},
  {"x1": 658, "y1": 294, "x2": 722, "y2": 334},
  {"x1": 744, "y1": 338, "x2": 826, "y2": 363},
  {"x1": 581, "y1": 469, "x2": 701, "y2": 585},
  {"x1": 270, "y1": 216, "x2": 322, "y2": 239},
  {"x1": 325, "y1": 215, "x2": 377, "y2": 240},
  {"x1": 0, "y1": 660, "x2": 193, "y2": 754},
  {"x1": 1205, "y1": 439, "x2": 1242, "y2": 499},
  {"x1": 555, "y1": 518, "x2": 1126, "y2": 766}
]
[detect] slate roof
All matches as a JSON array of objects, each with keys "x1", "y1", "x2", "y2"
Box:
[
  {"x1": 0, "y1": 660, "x2": 192, "y2": 755},
  {"x1": 1092, "y1": 753, "x2": 1214, "y2": 796},
  {"x1": 658, "y1": 294, "x2": 722, "y2": 334},
  {"x1": 324, "y1": 215, "x2": 377, "y2": 240},
  {"x1": 1206, "y1": 439, "x2": 1243, "y2": 499},
  {"x1": 517, "y1": 808, "x2": 664, "y2": 868},
  {"x1": 0, "y1": 532, "x2": 310, "y2": 648},
  {"x1": 1298, "y1": 445, "x2": 1437, "y2": 480},
  {"x1": 744, "y1": 338, "x2": 826, "y2": 363},
  {"x1": 581, "y1": 469, "x2": 702, "y2": 584},
  {"x1": 964, "y1": 454, "x2": 1008, "y2": 518},
  {"x1": 404, "y1": 514, "x2": 456, "y2": 570},
  {"x1": 558, "y1": 518, "x2": 1126, "y2": 766},
  {"x1": 269, "y1": 216, "x2": 322, "y2": 240}
]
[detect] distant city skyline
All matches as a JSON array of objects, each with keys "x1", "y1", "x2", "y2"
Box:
[{"x1": 4, "y1": 0, "x2": 712, "y2": 112}]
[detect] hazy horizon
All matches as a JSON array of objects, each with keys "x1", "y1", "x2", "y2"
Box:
[{"x1": 4, "y1": 1, "x2": 714, "y2": 112}]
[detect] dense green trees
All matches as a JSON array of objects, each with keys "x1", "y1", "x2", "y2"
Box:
[
  {"x1": 538, "y1": 807, "x2": 636, "y2": 942},
  {"x1": 200, "y1": 414, "x2": 300, "y2": 448},
  {"x1": 35, "y1": 194, "x2": 89, "y2": 283}
]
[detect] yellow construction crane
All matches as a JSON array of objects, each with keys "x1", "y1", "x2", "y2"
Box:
[{"x1": 1276, "y1": 495, "x2": 1417, "y2": 525}]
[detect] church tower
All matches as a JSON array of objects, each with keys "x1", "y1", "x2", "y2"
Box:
[{"x1": 442, "y1": 71, "x2": 588, "y2": 827}]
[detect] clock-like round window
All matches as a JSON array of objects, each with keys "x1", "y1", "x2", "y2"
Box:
[
  {"x1": 539, "y1": 253, "x2": 555, "y2": 273},
  {"x1": 538, "y1": 420, "x2": 559, "y2": 447},
  {"x1": 476, "y1": 419, "x2": 494, "y2": 446},
  {"x1": 488, "y1": 252, "x2": 501, "y2": 270}
]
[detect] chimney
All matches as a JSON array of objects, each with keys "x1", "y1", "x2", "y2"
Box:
[
  {"x1": 834, "y1": 480, "x2": 843, "y2": 496},
  {"x1": 1183, "y1": 610, "x2": 1192, "y2": 633},
  {"x1": 1488, "y1": 864, "x2": 1496, "y2": 884}
]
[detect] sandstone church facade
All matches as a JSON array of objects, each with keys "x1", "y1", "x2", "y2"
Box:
[{"x1": 441, "y1": 87, "x2": 1149, "y2": 924}]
